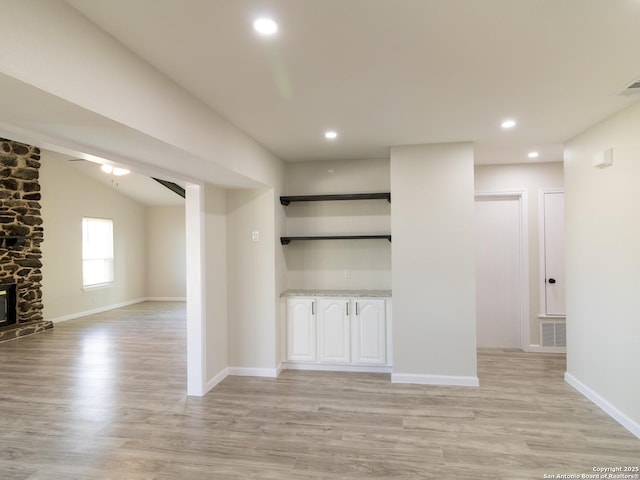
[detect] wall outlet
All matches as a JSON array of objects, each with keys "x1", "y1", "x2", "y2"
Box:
[
  {"x1": 343, "y1": 268, "x2": 352, "y2": 278},
  {"x1": 251, "y1": 231, "x2": 260, "y2": 242}
]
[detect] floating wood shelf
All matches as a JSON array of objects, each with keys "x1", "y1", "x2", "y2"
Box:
[
  {"x1": 280, "y1": 235, "x2": 391, "y2": 245},
  {"x1": 280, "y1": 192, "x2": 390, "y2": 206}
]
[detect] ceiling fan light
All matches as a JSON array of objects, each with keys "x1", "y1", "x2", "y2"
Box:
[{"x1": 112, "y1": 167, "x2": 130, "y2": 176}]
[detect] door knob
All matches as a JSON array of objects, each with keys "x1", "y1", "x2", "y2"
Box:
[{"x1": 548, "y1": 278, "x2": 556, "y2": 284}]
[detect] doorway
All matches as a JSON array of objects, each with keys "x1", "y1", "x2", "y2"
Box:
[{"x1": 475, "y1": 193, "x2": 528, "y2": 349}]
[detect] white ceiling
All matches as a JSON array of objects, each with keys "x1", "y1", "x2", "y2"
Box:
[{"x1": 64, "y1": 0, "x2": 640, "y2": 165}]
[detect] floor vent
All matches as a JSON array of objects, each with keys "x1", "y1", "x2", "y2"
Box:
[{"x1": 541, "y1": 321, "x2": 566, "y2": 347}]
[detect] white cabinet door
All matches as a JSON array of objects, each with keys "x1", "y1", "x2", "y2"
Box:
[
  {"x1": 352, "y1": 299, "x2": 386, "y2": 365},
  {"x1": 317, "y1": 298, "x2": 351, "y2": 364},
  {"x1": 286, "y1": 298, "x2": 316, "y2": 362},
  {"x1": 542, "y1": 191, "x2": 565, "y2": 316}
]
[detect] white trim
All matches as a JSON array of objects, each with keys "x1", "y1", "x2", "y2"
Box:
[
  {"x1": 204, "y1": 367, "x2": 229, "y2": 394},
  {"x1": 145, "y1": 297, "x2": 187, "y2": 302},
  {"x1": 48, "y1": 298, "x2": 146, "y2": 323},
  {"x1": 81, "y1": 282, "x2": 114, "y2": 291},
  {"x1": 565, "y1": 372, "x2": 640, "y2": 439},
  {"x1": 391, "y1": 373, "x2": 480, "y2": 387},
  {"x1": 475, "y1": 190, "x2": 530, "y2": 350},
  {"x1": 283, "y1": 362, "x2": 392, "y2": 374},
  {"x1": 185, "y1": 183, "x2": 206, "y2": 397},
  {"x1": 526, "y1": 344, "x2": 566, "y2": 354},
  {"x1": 228, "y1": 366, "x2": 281, "y2": 378}
]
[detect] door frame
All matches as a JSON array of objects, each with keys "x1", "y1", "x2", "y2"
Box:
[
  {"x1": 538, "y1": 188, "x2": 565, "y2": 318},
  {"x1": 475, "y1": 190, "x2": 530, "y2": 350}
]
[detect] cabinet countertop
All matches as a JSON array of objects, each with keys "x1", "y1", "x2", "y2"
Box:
[{"x1": 282, "y1": 289, "x2": 392, "y2": 298}]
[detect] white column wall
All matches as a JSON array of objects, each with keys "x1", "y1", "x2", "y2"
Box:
[
  {"x1": 390, "y1": 143, "x2": 478, "y2": 385},
  {"x1": 226, "y1": 189, "x2": 279, "y2": 374}
]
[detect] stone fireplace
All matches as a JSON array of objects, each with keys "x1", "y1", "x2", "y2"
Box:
[{"x1": 0, "y1": 138, "x2": 52, "y2": 342}]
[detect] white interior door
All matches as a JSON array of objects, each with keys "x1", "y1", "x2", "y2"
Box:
[
  {"x1": 542, "y1": 192, "x2": 565, "y2": 316},
  {"x1": 475, "y1": 196, "x2": 522, "y2": 348}
]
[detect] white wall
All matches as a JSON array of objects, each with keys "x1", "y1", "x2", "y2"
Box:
[
  {"x1": 40, "y1": 151, "x2": 146, "y2": 321},
  {"x1": 146, "y1": 206, "x2": 186, "y2": 299},
  {"x1": 474, "y1": 162, "x2": 564, "y2": 345},
  {"x1": 284, "y1": 158, "x2": 391, "y2": 290},
  {"x1": 203, "y1": 185, "x2": 228, "y2": 385},
  {"x1": 226, "y1": 188, "x2": 280, "y2": 371},
  {"x1": 390, "y1": 143, "x2": 477, "y2": 384},
  {"x1": 564, "y1": 101, "x2": 640, "y2": 436}
]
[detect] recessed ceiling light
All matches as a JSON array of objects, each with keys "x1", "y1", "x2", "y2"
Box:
[
  {"x1": 253, "y1": 17, "x2": 278, "y2": 35},
  {"x1": 324, "y1": 131, "x2": 338, "y2": 140},
  {"x1": 528, "y1": 151, "x2": 539, "y2": 159},
  {"x1": 501, "y1": 119, "x2": 516, "y2": 129}
]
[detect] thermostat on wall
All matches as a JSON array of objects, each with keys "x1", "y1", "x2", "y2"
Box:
[{"x1": 592, "y1": 148, "x2": 613, "y2": 168}]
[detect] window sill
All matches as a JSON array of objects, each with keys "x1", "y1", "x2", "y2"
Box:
[{"x1": 82, "y1": 282, "x2": 114, "y2": 291}]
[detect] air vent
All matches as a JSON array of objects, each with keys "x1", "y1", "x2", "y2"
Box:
[
  {"x1": 541, "y1": 321, "x2": 566, "y2": 348},
  {"x1": 618, "y1": 79, "x2": 640, "y2": 96}
]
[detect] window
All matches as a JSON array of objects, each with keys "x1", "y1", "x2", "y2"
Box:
[{"x1": 82, "y1": 217, "x2": 114, "y2": 287}]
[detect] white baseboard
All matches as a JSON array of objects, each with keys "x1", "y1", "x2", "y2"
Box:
[
  {"x1": 48, "y1": 298, "x2": 147, "y2": 323},
  {"x1": 145, "y1": 297, "x2": 186, "y2": 302},
  {"x1": 283, "y1": 363, "x2": 392, "y2": 374},
  {"x1": 527, "y1": 344, "x2": 566, "y2": 353},
  {"x1": 228, "y1": 366, "x2": 280, "y2": 378},
  {"x1": 565, "y1": 372, "x2": 640, "y2": 439},
  {"x1": 201, "y1": 367, "x2": 229, "y2": 395},
  {"x1": 391, "y1": 373, "x2": 480, "y2": 387}
]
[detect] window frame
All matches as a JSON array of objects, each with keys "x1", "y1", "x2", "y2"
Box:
[{"x1": 81, "y1": 217, "x2": 114, "y2": 289}]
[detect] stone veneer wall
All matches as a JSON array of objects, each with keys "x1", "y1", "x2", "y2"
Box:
[{"x1": 0, "y1": 138, "x2": 51, "y2": 342}]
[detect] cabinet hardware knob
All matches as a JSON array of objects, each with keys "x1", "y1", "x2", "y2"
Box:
[{"x1": 548, "y1": 278, "x2": 556, "y2": 284}]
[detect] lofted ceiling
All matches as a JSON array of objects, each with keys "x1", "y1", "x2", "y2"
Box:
[
  {"x1": 63, "y1": 0, "x2": 640, "y2": 165},
  {"x1": 66, "y1": 158, "x2": 185, "y2": 207}
]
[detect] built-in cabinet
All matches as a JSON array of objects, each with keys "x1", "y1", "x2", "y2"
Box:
[
  {"x1": 286, "y1": 295, "x2": 391, "y2": 369},
  {"x1": 286, "y1": 298, "x2": 316, "y2": 362}
]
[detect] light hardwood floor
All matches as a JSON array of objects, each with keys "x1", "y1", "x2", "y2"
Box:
[{"x1": 1, "y1": 302, "x2": 638, "y2": 479}]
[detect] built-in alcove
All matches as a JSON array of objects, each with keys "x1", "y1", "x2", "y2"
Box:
[{"x1": 282, "y1": 159, "x2": 392, "y2": 291}]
